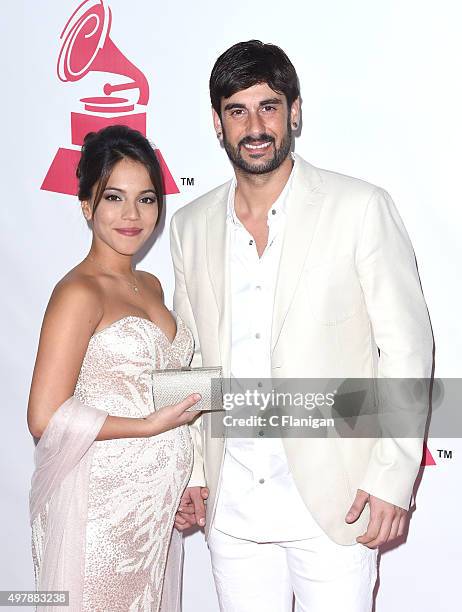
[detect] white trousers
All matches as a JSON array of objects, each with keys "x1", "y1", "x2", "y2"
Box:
[{"x1": 208, "y1": 525, "x2": 378, "y2": 612}]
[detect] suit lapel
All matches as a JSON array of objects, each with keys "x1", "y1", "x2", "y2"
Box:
[
  {"x1": 206, "y1": 192, "x2": 232, "y2": 377},
  {"x1": 271, "y1": 156, "x2": 325, "y2": 354}
]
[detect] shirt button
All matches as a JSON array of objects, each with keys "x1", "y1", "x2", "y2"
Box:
[
  {"x1": 258, "y1": 430, "x2": 265, "y2": 437},
  {"x1": 257, "y1": 381, "x2": 263, "y2": 388},
  {"x1": 249, "y1": 239, "x2": 254, "y2": 245},
  {"x1": 255, "y1": 332, "x2": 261, "y2": 339},
  {"x1": 271, "y1": 209, "x2": 276, "y2": 215},
  {"x1": 259, "y1": 478, "x2": 265, "y2": 484}
]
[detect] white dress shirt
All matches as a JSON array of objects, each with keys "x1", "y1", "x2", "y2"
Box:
[{"x1": 213, "y1": 156, "x2": 325, "y2": 542}]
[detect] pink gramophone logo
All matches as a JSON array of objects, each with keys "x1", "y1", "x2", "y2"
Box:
[
  {"x1": 41, "y1": 0, "x2": 179, "y2": 196},
  {"x1": 421, "y1": 442, "x2": 436, "y2": 466}
]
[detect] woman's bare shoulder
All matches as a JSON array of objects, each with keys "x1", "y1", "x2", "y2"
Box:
[
  {"x1": 137, "y1": 270, "x2": 164, "y2": 300},
  {"x1": 45, "y1": 267, "x2": 104, "y2": 329}
]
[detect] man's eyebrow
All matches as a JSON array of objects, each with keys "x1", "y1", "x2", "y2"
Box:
[
  {"x1": 259, "y1": 98, "x2": 282, "y2": 105},
  {"x1": 223, "y1": 98, "x2": 283, "y2": 112},
  {"x1": 223, "y1": 102, "x2": 246, "y2": 111}
]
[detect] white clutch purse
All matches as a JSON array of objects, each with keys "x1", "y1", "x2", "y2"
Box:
[{"x1": 151, "y1": 366, "x2": 224, "y2": 412}]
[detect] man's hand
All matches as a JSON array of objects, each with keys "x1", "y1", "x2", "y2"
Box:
[
  {"x1": 174, "y1": 486, "x2": 209, "y2": 531},
  {"x1": 345, "y1": 489, "x2": 408, "y2": 548}
]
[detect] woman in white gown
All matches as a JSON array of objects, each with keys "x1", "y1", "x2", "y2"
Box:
[{"x1": 27, "y1": 125, "x2": 201, "y2": 611}]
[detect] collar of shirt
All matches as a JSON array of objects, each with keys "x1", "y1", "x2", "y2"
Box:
[{"x1": 226, "y1": 153, "x2": 296, "y2": 230}]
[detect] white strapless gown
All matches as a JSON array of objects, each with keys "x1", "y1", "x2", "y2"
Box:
[{"x1": 31, "y1": 313, "x2": 195, "y2": 611}]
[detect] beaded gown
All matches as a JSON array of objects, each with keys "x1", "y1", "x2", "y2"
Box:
[{"x1": 31, "y1": 312, "x2": 194, "y2": 612}]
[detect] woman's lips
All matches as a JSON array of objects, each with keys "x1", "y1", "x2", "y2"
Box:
[{"x1": 114, "y1": 228, "x2": 143, "y2": 236}]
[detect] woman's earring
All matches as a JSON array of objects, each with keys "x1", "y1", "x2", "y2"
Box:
[{"x1": 217, "y1": 131, "x2": 222, "y2": 138}]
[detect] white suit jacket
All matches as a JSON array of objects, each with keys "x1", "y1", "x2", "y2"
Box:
[{"x1": 170, "y1": 154, "x2": 433, "y2": 545}]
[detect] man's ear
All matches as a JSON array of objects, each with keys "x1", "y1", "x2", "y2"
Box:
[
  {"x1": 290, "y1": 96, "x2": 301, "y2": 129},
  {"x1": 212, "y1": 107, "x2": 223, "y2": 140},
  {"x1": 81, "y1": 200, "x2": 92, "y2": 221}
]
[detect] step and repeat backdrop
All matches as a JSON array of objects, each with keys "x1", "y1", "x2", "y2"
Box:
[{"x1": 2, "y1": 0, "x2": 461, "y2": 610}]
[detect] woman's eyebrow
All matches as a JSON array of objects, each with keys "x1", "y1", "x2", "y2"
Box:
[{"x1": 104, "y1": 187, "x2": 156, "y2": 194}]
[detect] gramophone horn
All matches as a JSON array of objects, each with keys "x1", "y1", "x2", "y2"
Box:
[{"x1": 57, "y1": 0, "x2": 149, "y2": 105}]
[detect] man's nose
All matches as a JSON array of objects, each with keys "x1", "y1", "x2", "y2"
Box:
[{"x1": 247, "y1": 110, "x2": 265, "y2": 136}]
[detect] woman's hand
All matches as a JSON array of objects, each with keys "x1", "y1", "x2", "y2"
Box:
[{"x1": 143, "y1": 393, "x2": 202, "y2": 436}]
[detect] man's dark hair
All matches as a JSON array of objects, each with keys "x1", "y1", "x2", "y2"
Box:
[{"x1": 209, "y1": 40, "x2": 300, "y2": 115}]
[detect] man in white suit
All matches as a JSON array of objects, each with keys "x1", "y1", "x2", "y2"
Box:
[{"x1": 170, "y1": 40, "x2": 433, "y2": 611}]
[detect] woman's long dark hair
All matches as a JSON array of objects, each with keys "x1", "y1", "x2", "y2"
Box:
[{"x1": 76, "y1": 124, "x2": 164, "y2": 226}]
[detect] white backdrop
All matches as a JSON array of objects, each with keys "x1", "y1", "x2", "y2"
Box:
[{"x1": 2, "y1": 0, "x2": 461, "y2": 610}]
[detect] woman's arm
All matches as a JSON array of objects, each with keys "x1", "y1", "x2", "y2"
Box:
[
  {"x1": 27, "y1": 276, "x2": 104, "y2": 438},
  {"x1": 27, "y1": 277, "x2": 200, "y2": 441}
]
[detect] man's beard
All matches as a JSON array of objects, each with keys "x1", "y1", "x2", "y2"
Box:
[{"x1": 222, "y1": 117, "x2": 292, "y2": 175}]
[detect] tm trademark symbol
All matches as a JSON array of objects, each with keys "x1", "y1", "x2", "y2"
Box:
[
  {"x1": 437, "y1": 449, "x2": 453, "y2": 459},
  {"x1": 181, "y1": 177, "x2": 195, "y2": 187}
]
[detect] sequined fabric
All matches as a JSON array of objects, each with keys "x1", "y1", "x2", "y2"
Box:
[{"x1": 32, "y1": 314, "x2": 194, "y2": 612}]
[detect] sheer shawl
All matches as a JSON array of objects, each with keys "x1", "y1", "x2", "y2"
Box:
[{"x1": 29, "y1": 396, "x2": 184, "y2": 612}]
